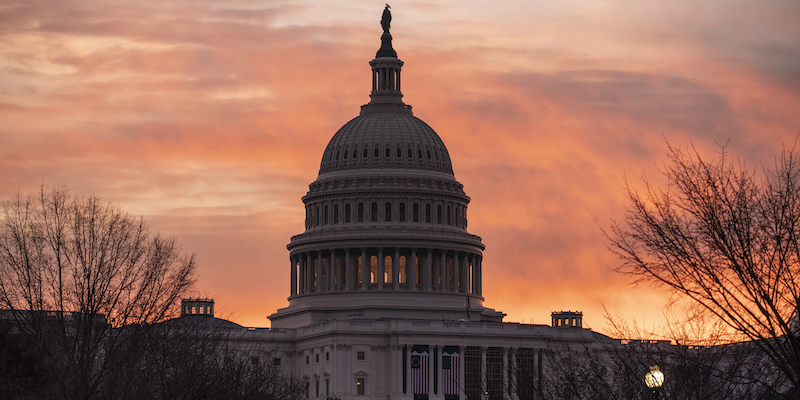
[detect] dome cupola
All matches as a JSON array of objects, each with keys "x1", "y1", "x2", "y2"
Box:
[{"x1": 269, "y1": 6, "x2": 504, "y2": 329}]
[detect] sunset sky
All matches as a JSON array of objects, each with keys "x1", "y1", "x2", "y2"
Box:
[{"x1": 1, "y1": 0, "x2": 799, "y2": 333}]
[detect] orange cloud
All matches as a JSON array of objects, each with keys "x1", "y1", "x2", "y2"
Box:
[{"x1": 1, "y1": 0, "x2": 799, "y2": 330}]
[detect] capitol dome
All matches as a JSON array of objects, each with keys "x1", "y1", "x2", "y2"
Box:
[
  {"x1": 269, "y1": 10, "x2": 504, "y2": 329},
  {"x1": 319, "y1": 111, "x2": 454, "y2": 176}
]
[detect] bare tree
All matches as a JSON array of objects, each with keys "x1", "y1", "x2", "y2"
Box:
[
  {"x1": 0, "y1": 186, "x2": 196, "y2": 399},
  {"x1": 104, "y1": 320, "x2": 307, "y2": 400},
  {"x1": 606, "y1": 143, "x2": 800, "y2": 395}
]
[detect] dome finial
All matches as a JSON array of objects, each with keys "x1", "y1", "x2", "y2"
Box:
[
  {"x1": 381, "y1": 4, "x2": 391, "y2": 34},
  {"x1": 376, "y1": 5, "x2": 397, "y2": 58}
]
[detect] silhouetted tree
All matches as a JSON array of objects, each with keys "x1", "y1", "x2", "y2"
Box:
[
  {"x1": 104, "y1": 320, "x2": 307, "y2": 400},
  {"x1": 0, "y1": 186, "x2": 196, "y2": 399},
  {"x1": 606, "y1": 143, "x2": 800, "y2": 396}
]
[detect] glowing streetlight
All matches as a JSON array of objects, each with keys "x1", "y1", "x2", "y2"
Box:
[{"x1": 644, "y1": 365, "x2": 664, "y2": 399}]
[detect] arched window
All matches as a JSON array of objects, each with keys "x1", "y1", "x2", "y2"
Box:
[
  {"x1": 324, "y1": 205, "x2": 329, "y2": 225},
  {"x1": 358, "y1": 203, "x2": 364, "y2": 222},
  {"x1": 343, "y1": 149, "x2": 348, "y2": 160},
  {"x1": 399, "y1": 255, "x2": 407, "y2": 284},
  {"x1": 385, "y1": 202, "x2": 392, "y2": 222},
  {"x1": 374, "y1": 148, "x2": 379, "y2": 158},
  {"x1": 447, "y1": 205, "x2": 451, "y2": 225},
  {"x1": 437, "y1": 205, "x2": 443, "y2": 224},
  {"x1": 345, "y1": 203, "x2": 351, "y2": 223},
  {"x1": 385, "y1": 147, "x2": 390, "y2": 158},
  {"x1": 316, "y1": 206, "x2": 320, "y2": 226},
  {"x1": 396, "y1": 147, "x2": 402, "y2": 158},
  {"x1": 353, "y1": 148, "x2": 358, "y2": 159},
  {"x1": 413, "y1": 203, "x2": 419, "y2": 222},
  {"x1": 333, "y1": 204, "x2": 339, "y2": 224},
  {"x1": 399, "y1": 202, "x2": 406, "y2": 222},
  {"x1": 370, "y1": 255, "x2": 378, "y2": 284},
  {"x1": 384, "y1": 255, "x2": 392, "y2": 284},
  {"x1": 363, "y1": 148, "x2": 368, "y2": 158},
  {"x1": 425, "y1": 204, "x2": 431, "y2": 223},
  {"x1": 418, "y1": 149, "x2": 423, "y2": 159},
  {"x1": 407, "y1": 148, "x2": 413, "y2": 158},
  {"x1": 371, "y1": 202, "x2": 378, "y2": 222}
]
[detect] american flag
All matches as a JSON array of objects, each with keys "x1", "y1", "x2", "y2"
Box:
[
  {"x1": 442, "y1": 351, "x2": 460, "y2": 395},
  {"x1": 411, "y1": 347, "x2": 429, "y2": 394}
]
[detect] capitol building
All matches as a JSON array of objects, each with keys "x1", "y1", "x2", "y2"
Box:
[{"x1": 193, "y1": 8, "x2": 614, "y2": 400}]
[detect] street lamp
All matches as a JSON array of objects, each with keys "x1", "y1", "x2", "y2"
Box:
[{"x1": 644, "y1": 365, "x2": 664, "y2": 399}]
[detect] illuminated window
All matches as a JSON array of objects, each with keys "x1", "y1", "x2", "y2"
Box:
[{"x1": 385, "y1": 255, "x2": 392, "y2": 284}]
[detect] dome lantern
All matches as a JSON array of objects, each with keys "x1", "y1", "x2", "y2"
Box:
[{"x1": 363, "y1": 5, "x2": 408, "y2": 111}]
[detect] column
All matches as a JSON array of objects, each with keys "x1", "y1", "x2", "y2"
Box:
[
  {"x1": 345, "y1": 250, "x2": 353, "y2": 291},
  {"x1": 441, "y1": 252, "x2": 448, "y2": 291},
  {"x1": 503, "y1": 348, "x2": 509, "y2": 400},
  {"x1": 454, "y1": 252, "x2": 460, "y2": 293},
  {"x1": 462, "y1": 255, "x2": 469, "y2": 294},
  {"x1": 481, "y1": 347, "x2": 487, "y2": 400},
  {"x1": 393, "y1": 248, "x2": 400, "y2": 290},
  {"x1": 290, "y1": 255, "x2": 297, "y2": 296},
  {"x1": 377, "y1": 248, "x2": 384, "y2": 289},
  {"x1": 306, "y1": 253, "x2": 313, "y2": 293},
  {"x1": 459, "y1": 346, "x2": 466, "y2": 400},
  {"x1": 361, "y1": 248, "x2": 368, "y2": 290},
  {"x1": 537, "y1": 349, "x2": 543, "y2": 399},
  {"x1": 328, "y1": 251, "x2": 335, "y2": 292},
  {"x1": 476, "y1": 255, "x2": 483, "y2": 296},
  {"x1": 424, "y1": 249, "x2": 432, "y2": 291},
  {"x1": 510, "y1": 349, "x2": 518, "y2": 400},
  {"x1": 317, "y1": 252, "x2": 324, "y2": 292},
  {"x1": 409, "y1": 248, "x2": 417, "y2": 291}
]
